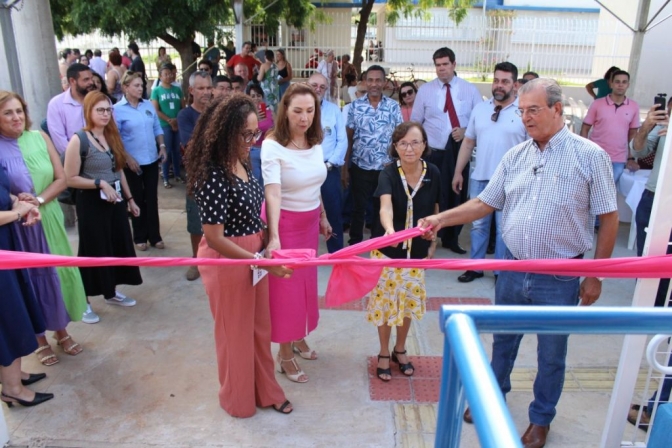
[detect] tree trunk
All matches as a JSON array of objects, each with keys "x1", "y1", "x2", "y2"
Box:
[
  {"x1": 353, "y1": 0, "x2": 376, "y2": 75},
  {"x1": 158, "y1": 33, "x2": 195, "y2": 94}
]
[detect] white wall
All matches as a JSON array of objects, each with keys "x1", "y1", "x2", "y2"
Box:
[{"x1": 504, "y1": 0, "x2": 597, "y2": 8}]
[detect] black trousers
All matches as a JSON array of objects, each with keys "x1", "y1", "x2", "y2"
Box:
[
  {"x1": 430, "y1": 136, "x2": 469, "y2": 246},
  {"x1": 348, "y1": 163, "x2": 381, "y2": 245},
  {"x1": 124, "y1": 161, "x2": 162, "y2": 245}
]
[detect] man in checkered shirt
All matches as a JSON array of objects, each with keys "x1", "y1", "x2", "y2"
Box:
[{"x1": 420, "y1": 78, "x2": 619, "y2": 448}]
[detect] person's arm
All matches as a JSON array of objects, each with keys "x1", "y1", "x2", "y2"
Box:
[
  {"x1": 151, "y1": 98, "x2": 174, "y2": 125},
  {"x1": 418, "y1": 198, "x2": 495, "y2": 240},
  {"x1": 379, "y1": 194, "x2": 395, "y2": 235},
  {"x1": 120, "y1": 170, "x2": 140, "y2": 217},
  {"x1": 329, "y1": 108, "x2": 348, "y2": 166},
  {"x1": 0, "y1": 199, "x2": 38, "y2": 226},
  {"x1": 585, "y1": 81, "x2": 597, "y2": 99},
  {"x1": 152, "y1": 111, "x2": 166, "y2": 161},
  {"x1": 631, "y1": 105, "x2": 667, "y2": 155},
  {"x1": 318, "y1": 197, "x2": 332, "y2": 240},
  {"x1": 283, "y1": 62, "x2": 293, "y2": 83},
  {"x1": 264, "y1": 183, "x2": 282, "y2": 254},
  {"x1": 410, "y1": 88, "x2": 424, "y2": 123},
  {"x1": 452, "y1": 137, "x2": 476, "y2": 194},
  {"x1": 46, "y1": 101, "x2": 68, "y2": 154},
  {"x1": 35, "y1": 132, "x2": 67, "y2": 203},
  {"x1": 580, "y1": 123, "x2": 592, "y2": 138},
  {"x1": 257, "y1": 64, "x2": 267, "y2": 83},
  {"x1": 106, "y1": 70, "x2": 117, "y2": 94},
  {"x1": 579, "y1": 210, "x2": 618, "y2": 306}
]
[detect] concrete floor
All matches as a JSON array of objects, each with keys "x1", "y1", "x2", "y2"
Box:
[{"x1": 1, "y1": 182, "x2": 655, "y2": 447}]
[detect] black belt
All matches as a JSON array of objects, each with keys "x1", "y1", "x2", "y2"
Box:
[
  {"x1": 514, "y1": 253, "x2": 584, "y2": 261},
  {"x1": 643, "y1": 189, "x2": 655, "y2": 198}
]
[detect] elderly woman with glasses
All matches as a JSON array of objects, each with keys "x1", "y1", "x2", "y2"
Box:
[
  {"x1": 398, "y1": 82, "x2": 417, "y2": 122},
  {"x1": 367, "y1": 122, "x2": 440, "y2": 382},
  {"x1": 185, "y1": 94, "x2": 294, "y2": 417}
]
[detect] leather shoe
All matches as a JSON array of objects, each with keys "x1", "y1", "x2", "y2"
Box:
[
  {"x1": 458, "y1": 270, "x2": 484, "y2": 283},
  {"x1": 463, "y1": 407, "x2": 473, "y2": 424},
  {"x1": 443, "y1": 242, "x2": 467, "y2": 254},
  {"x1": 627, "y1": 404, "x2": 650, "y2": 431},
  {"x1": 521, "y1": 423, "x2": 549, "y2": 448}
]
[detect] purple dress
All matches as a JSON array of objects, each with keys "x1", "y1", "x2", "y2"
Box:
[{"x1": 0, "y1": 134, "x2": 70, "y2": 331}]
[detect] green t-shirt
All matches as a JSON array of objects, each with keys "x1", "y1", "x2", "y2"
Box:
[
  {"x1": 150, "y1": 84, "x2": 183, "y2": 127},
  {"x1": 593, "y1": 78, "x2": 612, "y2": 99}
]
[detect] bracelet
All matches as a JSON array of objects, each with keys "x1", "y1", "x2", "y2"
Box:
[
  {"x1": 16, "y1": 212, "x2": 21, "y2": 222},
  {"x1": 250, "y1": 252, "x2": 263, "y2": 270},
  {"x1": 627, "y1": 157, "x2": 635, "y2": 161},
  {"x1": 126, "y1": 196, "x2": 134, "y2": 202}
]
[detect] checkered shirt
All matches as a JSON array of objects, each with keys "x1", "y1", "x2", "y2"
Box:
[{"x1": 479, "y1": 126, "x2": 617, "y2": 260}]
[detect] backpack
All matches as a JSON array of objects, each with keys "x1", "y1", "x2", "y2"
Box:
[{"x1": 57, "y1": 130, "x2": 89, "y2": 205}]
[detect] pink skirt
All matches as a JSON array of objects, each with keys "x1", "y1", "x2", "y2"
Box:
[{"x1": 268, "y1": 207, "x2": 320, "y2": 343}]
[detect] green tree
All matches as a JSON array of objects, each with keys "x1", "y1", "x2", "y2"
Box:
[
  {"x1": 353, "y1": 0, "x2": 477, "y2": 74},
  {"x1": 50, "y1": 0, "x2": 315, "y2": 90}
]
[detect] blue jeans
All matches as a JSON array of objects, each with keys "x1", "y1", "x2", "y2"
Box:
[
  {"x1": 161, "y1": 126, "x2": 181, "y2": 180},
  {"x1": 470, "y1": 179, "x2": 506, "y2": 273},
  {"x1": 491, "y1": 249, "x2": 580, "y2": 426},
  {"x1": 597, "y1": 162, "x2": 625, "y2": 226},
  {"x1": 250, "y1": 146, "x2": 263, "y2": 188},
  {"x1": 321, "y1": 168, "x2": 343, "y2": 253}
]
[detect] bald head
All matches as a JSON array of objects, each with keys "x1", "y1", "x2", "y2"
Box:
[
  {"x1": 234, "y1": 63, "x2": 249, "y2": 82},
  {"x1": 308, "y1": 73, "x2": 329, "y2": 101}
]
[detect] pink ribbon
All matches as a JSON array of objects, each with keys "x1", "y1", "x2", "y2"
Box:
[{"x1": 2, "y1": 226, "x2": 671, "y2": 307}]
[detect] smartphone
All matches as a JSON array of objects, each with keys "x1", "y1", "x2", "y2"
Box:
[
  {"x1": 258, "y1": 102, "x2": 267, "y2": 118},
  {"x1": 654, "y1": 93, "x2": 667, "y2": 110}
]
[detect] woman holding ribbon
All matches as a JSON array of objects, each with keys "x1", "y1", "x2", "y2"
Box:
[
  {"x1": 186, "y1": 94, "x2": 294, "y2": 417},
  {"x1": 367, "y1": 122, "x2": 440, "y2": 381},
  {"x1": 262, "y1": 83, "x2": 332, "y2": 384}
]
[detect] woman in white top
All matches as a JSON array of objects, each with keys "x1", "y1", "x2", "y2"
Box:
[{"x1": 262, "y1": 83, "x2": 333, "y2": 383}]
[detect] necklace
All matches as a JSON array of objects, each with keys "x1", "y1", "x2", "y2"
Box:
[
  {"x1": 290, "y1": 138, "x2": 307, "y2": 149},
  {"x1": 397, "y1": 159, "x2": 427, "y2": 258},
  {"x1": 89, "y1": 131, "x2": 109, "y2": 151}
]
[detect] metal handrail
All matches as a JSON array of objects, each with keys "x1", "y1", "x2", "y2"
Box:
[{"x1": 436, "y1": 306, "x2": 672, "y2": 448}]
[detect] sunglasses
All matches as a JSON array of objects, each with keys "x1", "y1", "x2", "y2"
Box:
[
  {"x1": 400, "y1": 90, "x2": 415, "y2": 98},
  {"x1": 491, "y1": 105, "x2": 503, "y2": 122}
]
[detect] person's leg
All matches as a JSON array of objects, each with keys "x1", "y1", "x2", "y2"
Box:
[
  {"x1": 349, "y1": 164, "x2": 372, "y2": 245},
  {"x1": 142, "y1": 161, "x2": 162, "y2": 245},
  {"x1": 376, "y1": 324, "x2": 393, "y2": 380},
  {"x1": 393, "y1": 317, "x2": 415, "y2": 375},
  {"x1": 528, "y1": 273, "x2": 580, "y2": 426},
  {"x1": 53, "y1": 327, "x2": 82, "y2": 355},
  {"x1": 168, "y1": 129, "x2": 182, "y2": 180},
  {"x1": 124, "y1": 166, "x2": 148, "y2": 245},
  {"x1": 185, "y1": 196, "x2": 203, "y2": 280},
  {"x1": 493, "y1": 210, "x2": 507, "y2": 276},
  {"x1": 0, "y1": 359, "x2": 43, "y2": 403},
  {"x1": 612, "y1": 162, "x2": 626, "y2": 186},
  {"x1": 321, "y1": 169, "x2": 344, "y2": 253},
  {"x1": 635, "y1": 190, "x2": 654, "y2": 257},
  {"x1": 468, "y1": 179, "x2": 491, "y2": 273},
  {"x1": 161, "y1": 125, "x2": 173, "y2": 183}
]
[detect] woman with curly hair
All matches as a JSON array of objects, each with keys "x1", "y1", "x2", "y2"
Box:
[
  {"x1": 185, "y1": 93, "x2": 294, "y2": 417},
  {"x1": 262, "y1": 83, "x2": 332, "y2": 383},
  {"x1": 366, "y1": 122, "x2": 439, "y2": 381}
]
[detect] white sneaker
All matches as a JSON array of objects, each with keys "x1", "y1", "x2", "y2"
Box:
[
  {"x1": 106, "y1": 291, "x2": 137, "y2": 307},
  {"x1": 82, "y1": 305, "x2": 100, "y2": 324}
]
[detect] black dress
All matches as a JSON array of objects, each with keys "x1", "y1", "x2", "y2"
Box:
[{"x1": 0, "y1": 165, "x2": 45, "y2": 367}]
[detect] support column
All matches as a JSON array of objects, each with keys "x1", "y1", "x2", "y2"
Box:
[
  {"x1": 233, "y1": 0, "x2": 244, "y2": 53},
  {"x1": 627, "y1": 0, "x2": 652, "y2": 94}
]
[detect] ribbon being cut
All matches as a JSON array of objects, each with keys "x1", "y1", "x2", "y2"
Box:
[{"x1": 1, "y1": 226, "x2": 671, "y2": 307}]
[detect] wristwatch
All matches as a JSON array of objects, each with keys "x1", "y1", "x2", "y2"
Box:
[
  {"x1": 159, "y1": 144, "x2": 167, "y2": 149},
  {"x1": 36, "y1": 196, "x2": 45, "y2": 205},
  {"x1": 94, "y1": 178, "x2": 101, "y2": 189},
  {"x1": 325, "y1": 162, "x2": 334, "y2": 171}
]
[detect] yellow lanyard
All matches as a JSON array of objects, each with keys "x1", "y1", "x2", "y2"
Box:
[{"x1": 396, "y1": 159, "x2": 427, "y2": 258}]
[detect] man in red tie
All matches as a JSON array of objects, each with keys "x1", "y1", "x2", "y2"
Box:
[{"x1": 411, "y1": 47, "x2": 482, "y2": 254}]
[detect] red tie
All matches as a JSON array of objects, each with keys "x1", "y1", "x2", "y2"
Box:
[{"x1": 444, "y1": 84, "x2": 459, "y2": 129}]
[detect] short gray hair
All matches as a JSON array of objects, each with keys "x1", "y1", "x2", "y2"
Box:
[
  {"x1": 189, "y1": 70, "x2": 212, "y2": 87},
  {"x1": 519, "y1": 78, "x2": 563, "y2": 107}
]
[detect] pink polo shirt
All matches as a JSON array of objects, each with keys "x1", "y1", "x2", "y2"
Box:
[{"x1": 583, "y1": 95, "x2": 640, "y2": 162}]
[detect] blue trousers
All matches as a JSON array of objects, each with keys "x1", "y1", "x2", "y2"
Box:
[
  {"x1": 250, "y1": 146, "x2": 263, "y2": 188},
  {"x1": 491, "y1": 250, "x2": 580, "y2": 426},
  {"x1": 321, "y1": 168, "x2": 344, "y2": 253},
  {"x1": 161, "y1": 126, "x2": 181, "y2": 180},
  {"x1": 469, "y1": 179, "x2": 506, "y2": 273}
]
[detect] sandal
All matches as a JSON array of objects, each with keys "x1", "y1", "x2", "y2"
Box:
[
  {"x1": 276, "y1": 355, "x2": 308, "y2": 383},
  {"x1": 153, "y1": 241, "x2": 165, "y2": 249},
  {"x1": 376, "y1": 355, "x2": 392, "y2": 382},
  {"x1": 163, "y1": 181, "x2": 172, "y2": 189},
  {"x1": 292, "y1": 338, "x2": 317, "y2": 360},
  {"x1": 54, "y1": 335, "x2": 82, "y2": 356},
  {"x1": 35, "y1": 345, "x2": 59, "y2": 366},
  {"x1": 136, "y1": 243, "x2": 148, "y2": 251},
  {"x1": 272, "y1": 400, "x2": 293, "y2": 415},
  {"x1": 392, "y1": 349, "x2": 415, "y2": 377}
]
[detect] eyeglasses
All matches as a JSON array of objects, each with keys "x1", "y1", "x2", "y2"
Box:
[
  {"x1": 400, "y1": 90, "x2": 415, "y2": 98},
  {"x1": 491, "y1": 105, "x2": 503, "y2": 122},
  {"x1": 395, "y1": 140, "x2": 424, "y2": 151},
  {"x1": 95, "y1": 107, "x2": 113, "y2": 115},
  {"x1": 241, "y1": 129, "x2": 263, "y2": 143},
  {"x1": 515, "y1": 106, "x2": 547, "y2": 117},
  {"x1": 309, "y1": 83, "x2": 328, "y2": 92}
]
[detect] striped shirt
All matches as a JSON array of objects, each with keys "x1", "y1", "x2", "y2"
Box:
[
  {"x1": 479, "y1": 126, "x2": 617, "y2": 260},
  {"x1": 410, "y1": 77, "x2": 482, "y2": 149}
]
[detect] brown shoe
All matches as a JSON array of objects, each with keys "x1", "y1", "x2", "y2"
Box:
[
  {"x1": 627, "y1": 404, "x2": 650, "y2": 431},
  {"x1": 463, "y1": 407, "x2": 473, "y2": 424},
  {"x1": 521, "y1": 423, "x2": 549, "y2": 448},
  {"x1": 185, "y1": 266, "x2": 200, "y2": 281}
]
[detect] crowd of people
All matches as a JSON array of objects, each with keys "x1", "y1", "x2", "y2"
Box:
[{"x1": 2, "y1": 39, "x2": 668, "y2": 447}]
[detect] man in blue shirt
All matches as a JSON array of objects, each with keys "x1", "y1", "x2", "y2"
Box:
[
  {"x1": 308, "y1": 73, "x2": 348, "y2": 252},
  {"x1": 177, "y1": 71, "x2": 213, "y2": 281},
  {"x1": 345, "y1": 65, "x2": 403, "y2": 245}
]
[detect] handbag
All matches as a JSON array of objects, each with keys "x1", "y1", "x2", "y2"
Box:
[{"x1": 57, "y1": 130, "x2": 89, "y2": 205}]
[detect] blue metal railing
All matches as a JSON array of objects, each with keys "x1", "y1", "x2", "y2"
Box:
[{"x1": 435, "y1": 306, "x2": 672, "y2": 448}]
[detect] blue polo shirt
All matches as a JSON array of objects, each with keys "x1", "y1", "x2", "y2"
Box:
[{"x1": 114, "y1": 97, "x2": 163, "y2": 165}]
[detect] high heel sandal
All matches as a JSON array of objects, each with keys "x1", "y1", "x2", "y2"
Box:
[
  {"x1": 1, "y1": 391, "x2": 54, "y2": 408},
  {"x1": 34, "y1": 345, "x2": 59, "y2": 366},
  {"x1": 292, "y1": 338, "x2": 317, "y2": 360},
  {"x1": 392, "y1": 349, "x2": 415, "y2": 377},
  {"x1": 276, "y1": 355, "x2": 308, "y2": 383},
  {"x1": 272, "y1": 400, "x2": 293, "y2": 414},
  {"x1": 54, "y1": 335, "x2": 82, "y2": 356},
  {"x1": 376, "y1": 355, "x2": 392, "y2": 382}
]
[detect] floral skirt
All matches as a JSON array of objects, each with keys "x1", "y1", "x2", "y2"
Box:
[{"x1": 366, "y1": 250, "x2": 427, "y2": 327}]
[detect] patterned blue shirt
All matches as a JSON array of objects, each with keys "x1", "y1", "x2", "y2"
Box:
[
  {"x1": 479, "y1": 126, "x2": 617, "y2": 260},
  {"x1": 347, "y1": 94, "x2": 403, "y2": 171}
]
